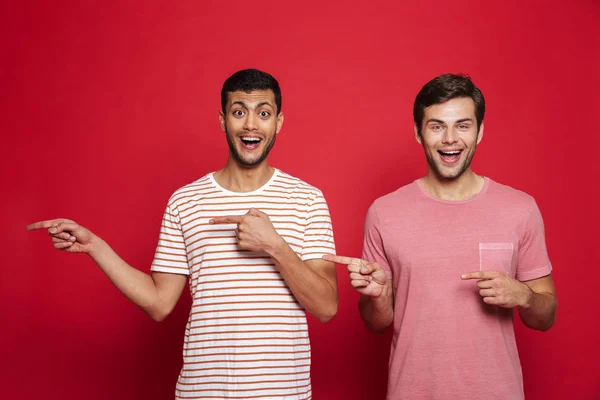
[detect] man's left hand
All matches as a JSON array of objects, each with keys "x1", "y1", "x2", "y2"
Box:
[
  {"x1": 461, "y1": 271, "x2": 533, "y2": 309},
  {"x1": 209, "y1": 208, "x2": 282, "y2": 253}
]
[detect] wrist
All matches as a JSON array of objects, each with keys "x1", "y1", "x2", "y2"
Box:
[
  {"x1": 265, "y1": 235, "x2": 287, "y2": 258},
  {"x1": 519, "y1": 283, "x2": 534, "y2": 309},
  {"x1": 88, "y1": 234, "x2": 104, "y2": 257}
]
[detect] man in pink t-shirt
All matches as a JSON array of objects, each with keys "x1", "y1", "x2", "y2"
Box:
[{"x1": 326, "y1": 74, "x2": 557, "y2": 399}]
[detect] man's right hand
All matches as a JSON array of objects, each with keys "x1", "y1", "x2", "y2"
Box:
[
  {"x1": 26, "y1": 218, "x2": 187, "y2": 322},
  {"x1": 323, "y1": 254, "x2": 388, "y2": 297},
  {"x1": 27, "y1": 218, "x2": 96, "y2": 254}
]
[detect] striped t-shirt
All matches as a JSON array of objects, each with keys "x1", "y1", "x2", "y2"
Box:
[{"x1": 151, "y1": 168, "x2": 336, "y2": 399}]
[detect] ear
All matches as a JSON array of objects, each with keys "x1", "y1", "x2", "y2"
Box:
[
  {"x1": 275, "y1": 112, "x2": 284, "y2": 134},
  {"x1": 414, "y1": 124, "x2": 423, "y2": 145},
  {"x1": 219, "y1": 110, "x2": 226, "y2": 132},
  {"x1": 476, "y1": 121, "x2": 484, "y2": 145}
]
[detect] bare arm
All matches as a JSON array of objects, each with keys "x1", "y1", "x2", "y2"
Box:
[
  {"x1": 518, "y1": 275, "x2": 557, "y2": 331},
  {"x1": 210, "y1": 209, "x2": 338, "y2": 323},
  {"x1": 27, "y1": 219, "x2": 187, "y2": 321},
  {"x1": 268, "y1": 238, "x2": 338, "y2": 323},
  {"x1": 359, "y1": 283, "x2": 394, "y2": 334},
  {"x1": 325, "y1": 255, "x2": 393, "y2": 333}
]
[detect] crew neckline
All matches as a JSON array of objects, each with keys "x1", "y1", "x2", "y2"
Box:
[
  {"x1": 415, "y1": 176, "x2": 490, "y2": 204},
  {"x1": 208, "y1": 168, "x2": 280, "y2": 196}
]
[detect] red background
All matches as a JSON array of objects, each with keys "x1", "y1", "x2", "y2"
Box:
[{"x1": 2, "y1": 1, "x2": 599, "y2": 399}]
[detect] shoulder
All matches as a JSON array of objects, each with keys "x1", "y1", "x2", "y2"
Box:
[
  {"x1": 364, "y1": 181, "x2": 419, "y2": 228},
  {"x1": 166, "y1": 173, "x2": 214, "y2": 209},
  {"x1": 273, "y1": 169, "x2": 326, "y2": 200},
  {"x1": 370, "y1": 181, "x2": 419, "y2": 213},
  {"x1": 486, "y1": 179, "x2": 538, "y2": 211}
]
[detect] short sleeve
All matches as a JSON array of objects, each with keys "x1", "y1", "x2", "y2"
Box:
[
  {"x1": 516, "y1": 201, "x2": 552, "y2": 281},
  {"x1": 300, "y1": 191, "x2": 336, "y2": 261},
  {"x1": 362, "y1": 203, "x2": 392, "y2": 279},
  {"x1": 151, "y1": 203, "x2": 189, "y2": 276}
]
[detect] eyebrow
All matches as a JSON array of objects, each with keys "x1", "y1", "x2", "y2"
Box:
[
  {"x1": 230, "y1": 101, "x2": 274, "y2": 110},
  {"x1": 425, "y1": 118, "x2": 474, "y2": 124},
  {"x1": 426, "y1": 118, "x2": 446, "y2": 125},
  {"x1": 231, "y1": 101, "x2": 249, "y2": 110},
  {"x1": 256, "y1": 101, "x2": 274, "y2": 109}
]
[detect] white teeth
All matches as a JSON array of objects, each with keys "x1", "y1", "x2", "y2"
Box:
[
  {"x1": 241, "y1": 137, "x2": 260, "y2": 142},
  {"x1": 440, "y1": 150, "x2": 460, "y2": 155}
]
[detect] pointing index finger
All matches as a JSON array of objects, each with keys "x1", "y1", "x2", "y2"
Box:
[
  {"x1": 26, "y1": 219, "x2": 70, "y2": 231},
  {"x1": 322, "y1": 254, "x2": 357, "y2": 265},
  {"x1": 461, "y1": 271, "x2": 498, "y2": 280},
  {"x1": 209, "y1": 216, "x2": 243, "y2": 225}
]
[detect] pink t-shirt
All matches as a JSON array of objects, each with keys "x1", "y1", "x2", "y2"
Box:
[{"x1": 362, "y1": 178, "x2": 552, "y2": 400}]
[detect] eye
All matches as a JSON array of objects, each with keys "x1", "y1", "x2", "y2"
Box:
[
  {"x1": 431, "y1": 125, "x2": 442, "y2": 131},
  {"x1": 259, "y1": 111, "x2": 270, "y2": 118},
  {"x1": 458, "y1": 124, "x2": 469, "y2": 130},
  {"x1": 233, "y1": 110, "x2": 244, "y2": 117}
]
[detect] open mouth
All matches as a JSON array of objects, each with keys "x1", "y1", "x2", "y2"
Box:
[
  {"x1": 437, "y1": 149, "x2": 462, "y2": 164},
  {"x1": 239, "y1": 136, "x2": 263, "y2": 150}
]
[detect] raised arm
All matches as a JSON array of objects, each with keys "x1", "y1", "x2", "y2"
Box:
[{"x1": 27, "y1": 219, "x2": 187, "y2": 321}]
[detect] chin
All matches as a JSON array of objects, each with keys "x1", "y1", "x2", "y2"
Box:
[
  {"x1": 241, "y1": 160, "x2": 262, "y2": 167},
  {"x1": 435, "y1": 167, "x2": 464, "y2": 181},
  {"x1": 236, "y1": 153, "x2": 266, "y2": 167}
]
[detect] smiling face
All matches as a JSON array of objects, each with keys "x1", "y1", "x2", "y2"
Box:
[
  {"x1": 219, "y1": 90, "x2": 284, "y2": 167},
  {"x1": 415, "y1": 97, "x2": 483, "y2": 181}
]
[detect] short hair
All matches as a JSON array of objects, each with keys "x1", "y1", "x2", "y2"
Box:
[
  {"x1": 221, "y1": 69, "x2": 282, "y2": 114},
  {"x1": 413, "y1": 73, "x2": 485, "y2": 135}
]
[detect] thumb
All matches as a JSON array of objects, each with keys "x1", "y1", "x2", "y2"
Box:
[
  {"x1": 360, "y1": 262, "x2": 382, "y2": 275},
  {"x1": 371, "y1": 265, "x2": 389, "y2": 285},
  {"x1": 50, "y1": 222, "x2": 80, "y2": 235},
  {"x1": 247, "y1": 208, "x2": 263, "y2": 217}
]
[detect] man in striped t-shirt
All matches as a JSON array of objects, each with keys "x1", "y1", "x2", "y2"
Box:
[{"x1": 27, "y1": 69, "x2": 338, "y2": 399}]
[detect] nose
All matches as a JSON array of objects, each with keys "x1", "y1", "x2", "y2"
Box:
[
  {"x1": 442, "y1": 127, "x2": 459, "y2": 144},
  {"x1": 243, "y1": 113, "x2": 258, "y2": 131}
]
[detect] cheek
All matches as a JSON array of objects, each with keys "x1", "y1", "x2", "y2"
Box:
[
  {"x1": 464, "y1": 131, "x2": 480, "y2": 145},
  {"x1": 264, "y1": 119, "x2": 277, "y2": 131},
  {"x1": 424, "y1": 139, "x2": 438, "y2": 152},
  {"x1": 228, "y1": 117, "x2": 242, "y2": 128}
]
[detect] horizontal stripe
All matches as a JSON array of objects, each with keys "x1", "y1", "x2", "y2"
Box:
[
  {"x1": 190, "y1": 314, "x2": 306, "y2": 324},
  {"x1": 190, "y1": 307, "x2": 301, "y2": 316},
  {"x1": 191, "y1": 292, "x2": 297, "y2": 300},
  {"x1": 185, "y1": 335, "x2": 309, "y2": 345},
  {"x1": 182, "y1": 364, "x2": 310, "y2": 373},
  {"x1": 177, "y1": 377, "x2": 310, "y2": 387},
  {"x1": 181, "y1": 371, "x2": 309, "y2": 379},
  {"x1": 181, "y1": 357, "x2": 311, "y2": 366},
  {"x1": 176, "y1": 388, "x2": 310, "y2": 399},
  {"x1": 185, "y1": 330, "x2": 308, "y2": 340}
]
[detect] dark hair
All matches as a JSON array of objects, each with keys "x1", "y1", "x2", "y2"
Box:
[
  {"x1": 221, "y1": 69, "x2": 282, "y2": 114},
  {"x1": 413, "y1": 73, "x2": 485, "y2": 135}
]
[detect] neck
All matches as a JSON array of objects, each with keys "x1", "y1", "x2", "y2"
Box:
[
  {"x1": 420, "y1": 169, "x2": 484, "y2": 201},
  {"x1": 213, "y1": 157, "x2": 274, "y2": 193}
]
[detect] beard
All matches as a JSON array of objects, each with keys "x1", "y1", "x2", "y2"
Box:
[
  {"x1": 226, "y1": 128, "x2": 277, "y2": 167},
  {"x1": 425, "y1": 144, "x2": 477, "y2": 181}
]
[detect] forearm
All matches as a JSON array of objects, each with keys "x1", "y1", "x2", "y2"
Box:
[
  {"x1": 88, "y1": 236, "x2": 164, "y2": 320},
  {"x1": 359, "y1": 282, "x2": 394, "y2": 334},
  {"x1": 518, "y1": 290, "x2": 557, "y2": 331},
  {"x1": 267, "y1": 238, "x2": 337, "y2": 323}
]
